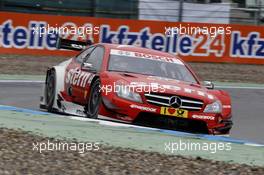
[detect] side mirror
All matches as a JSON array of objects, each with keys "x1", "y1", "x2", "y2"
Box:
[
  {"x1": 81, "y1": 62, "x2": 96, "y2": 72},
  {"x1": 203, "y1": 81, "x2": 214, "y2": 89}
]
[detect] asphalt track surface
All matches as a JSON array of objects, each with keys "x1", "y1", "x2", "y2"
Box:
[{"x1": 0, "y1": 82, "x2": 264, "y2": 144}]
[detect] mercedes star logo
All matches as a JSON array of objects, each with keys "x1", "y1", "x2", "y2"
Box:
[{"x1": 169, "y1": 96, "x2": 182, "y2": 108}]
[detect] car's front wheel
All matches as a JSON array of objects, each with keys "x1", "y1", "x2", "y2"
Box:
[
  {"x1": 45, "y1": 69, "x2": 56, "y2": 112},
  {"x1": 86, "y1": 79, "x2": 101, "y2": 118}
]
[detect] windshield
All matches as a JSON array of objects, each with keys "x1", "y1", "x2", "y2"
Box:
[{"x1": 108, "y1": 52, "x2": 198, "y2": 84}]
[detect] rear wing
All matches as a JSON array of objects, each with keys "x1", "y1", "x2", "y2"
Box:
[{"x1": 56, "y1": 38, "x2": 92, "y2": 51}]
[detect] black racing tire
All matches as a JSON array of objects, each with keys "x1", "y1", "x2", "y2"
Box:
[
  {"x1": 45, "y1": 69, "x2": 56, "y2": 112},
  {"x1": 86, "y1": 79, "x2": 101, "y2": 119}
]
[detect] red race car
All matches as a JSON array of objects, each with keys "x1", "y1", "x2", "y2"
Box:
[{"x1": 40, "y1": 39, "x2": 233, "y2": 135}]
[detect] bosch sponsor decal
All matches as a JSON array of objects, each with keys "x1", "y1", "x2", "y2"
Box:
[
  {"x1": 192, "y1": 115, "x2": 215, "y2": 121},
  {"x1": 110, "y1": 49, "x2": 183, "y2": 65},
  {"x1": 0, "y1": 12, "x2": 264, "y2": 64},
  {"x1": 130, "y1": 104, "x2": 157, "y2": 112},
  {"x1": 65, "y1": 68, "x2": 91, "y2": 87}
]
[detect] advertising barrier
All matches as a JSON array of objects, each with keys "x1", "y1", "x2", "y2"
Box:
[{"x1": 0, "y1": 11, "x2": 264, "y2": 64}]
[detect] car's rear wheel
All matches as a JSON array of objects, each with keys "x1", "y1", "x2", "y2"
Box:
[
  {"x1": 86, "y1": 79, "x2": 101, "y2": 118},
  {"x1": 45, "y1": 69, "x2": 56, "y2": 112}
]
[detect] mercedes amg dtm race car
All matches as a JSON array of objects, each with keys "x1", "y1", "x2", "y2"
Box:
[{"x1": 40, "y1": 38, "x2": 233, "y2": 135}]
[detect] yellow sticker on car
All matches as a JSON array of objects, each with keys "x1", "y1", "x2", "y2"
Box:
[{"x1": 160, "y1": 107, "x2": 188, "y2": 118}]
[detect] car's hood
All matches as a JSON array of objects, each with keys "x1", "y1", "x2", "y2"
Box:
[{"x1": 103, "y1": 71, "x2": 216, "y2": 103}]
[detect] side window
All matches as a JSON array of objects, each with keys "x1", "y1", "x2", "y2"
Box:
[
  {"x1": 76, "y1": 46, "x2": 94, "y2": 63},
  {"x1": 84, "y1": 46, "x2": 104, "y2": 71}
]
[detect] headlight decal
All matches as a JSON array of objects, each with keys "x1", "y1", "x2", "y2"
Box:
[
  {"x1": 115, "y1": 85, "x2": 143, "y2": 103},
  {"x1": 203, "y1": 100, "x2": 222, "y2": 113}
]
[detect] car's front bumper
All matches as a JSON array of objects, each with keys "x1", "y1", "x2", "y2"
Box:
[{"x1": 102, "y1": 96, "x2": 233, "y2": 135}]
